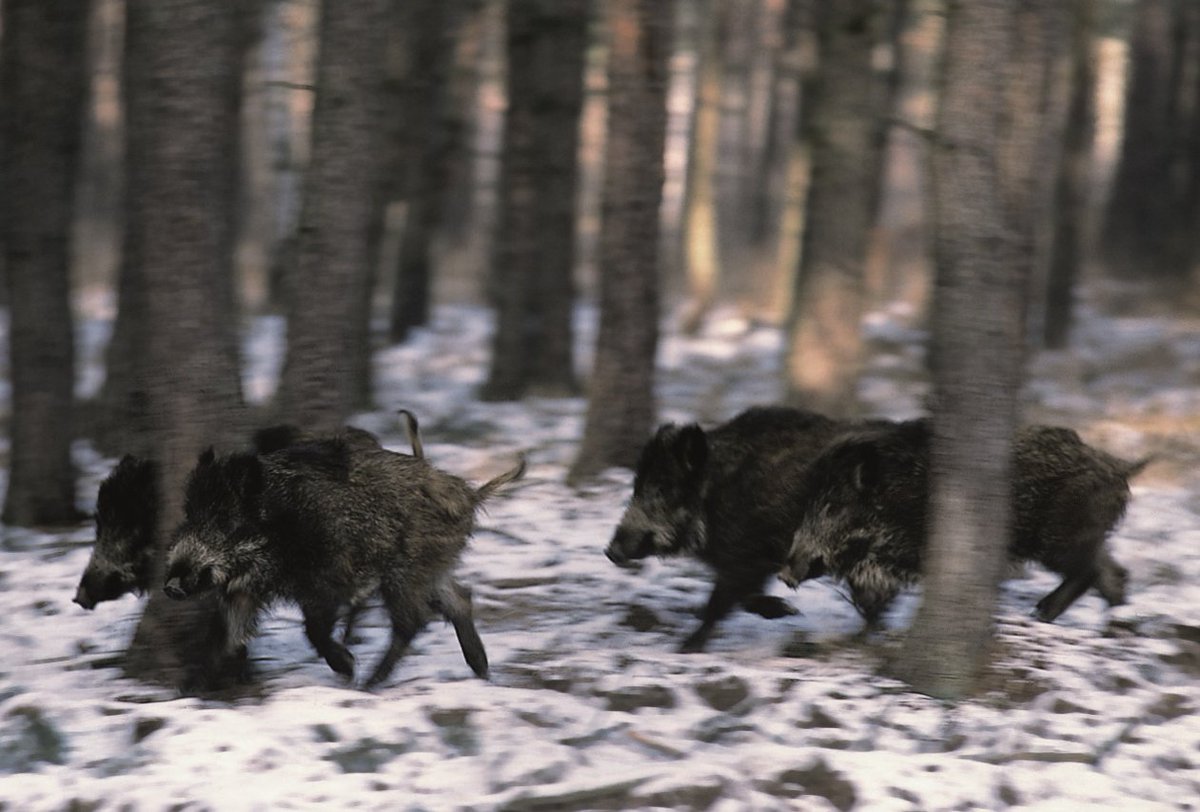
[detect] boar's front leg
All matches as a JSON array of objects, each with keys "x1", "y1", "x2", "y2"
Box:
[
  {"x1": 680, "y1": 572, "x2": 764, "y2": 653},
  {"x1": 300, "y1": 600, "x2": 356, "y2": 678}
]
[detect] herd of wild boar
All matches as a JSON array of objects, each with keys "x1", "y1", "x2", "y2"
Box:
[{"x1": 73, "y1": 405, "x2": 1150, "y2": 687}]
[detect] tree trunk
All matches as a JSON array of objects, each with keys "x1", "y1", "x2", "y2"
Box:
[
  {"x1": 120, "y1": 0, "x2": 248, "y2": 692},
  {"x1": 481, "y1": 0, "x2": 589, "y2": 401},
  {"x1": 0, "y1": 0, "x2": 89, "y2": 527},
  {"x1": 1099, "y1": 0, "x2": 1189, "y2": 281},
  {"x1": 277, "y1": 0, "x2": 389, "y2": 431},
  {"x1": 679, "y1": 0, "x2": 723, "y2": 335},
  {"x1": 781, "y1": 0, "x2": 888, "y2": 415},
  {"x1": 892, "y1": 0, "x2": 1026, "y2": 700},
  {"x1": 569, "y1": 0, "x2": 671, "y2": 482},
  {"x1": 1044, "y1": 0, "x2": 1097, "y2": 349},
  {"x1": 389, "y1": 0, "x2": 460, "y2": 343}
]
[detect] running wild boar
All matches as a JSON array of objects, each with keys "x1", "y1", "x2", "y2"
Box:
[
  {"x1": 164, "y1": 434, "x2": 524, "y2": 687},
  {"x1": 780, "y1": 419, "x2": 1151, "y2": 629}
]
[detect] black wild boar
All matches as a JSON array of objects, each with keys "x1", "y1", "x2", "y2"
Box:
[
  {"x1": 780, "y1": 419, "x2": 1151, "y2": 629},
  {"x1": 74, "y1": 456, "x2": 160, "y2": 610},
  {"x1": 606, "y1": 406, "x2": 856, "y2": 652},
  {"x1": 164, "y1": 436, "x2": 525, "y2": 687}
]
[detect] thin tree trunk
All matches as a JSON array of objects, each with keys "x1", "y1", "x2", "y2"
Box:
[
  {"x1": 570, "y1": 0, "x2": 671, "y2": 482},
  {"x1": 120, "y1": 0, "x2": 248, "y2": 691},
  {"x1": 277, "y1": 0, "x2": 389, "y2": 431},
  {"x1": 1044, "y1": 0, "x2": 1097, "y2": 349},
  {"x1": 893, "y1": 0, "x2": 1026, "y2": 700},
  {"x1": 782, "y1": 0, "x2": 887, "y2": 415},
  {"x1": 482, "y1": 0, "x2": 589, "y2": 401},
  {"x1": 389, "y1": 0, "x2": 460, "y2": 343},
  {"x1": 1, "y1": 0, "x2": 89, "y2": 527}
]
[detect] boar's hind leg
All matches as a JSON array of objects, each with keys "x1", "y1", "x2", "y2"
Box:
[
  {"x1": 301, "y1": 601, "x2": 356, "y2": 678},
  {"x1": 432, "y1": 579, "x2": 488, "y2": 678},
  {"x1": 364, "y1": 578, "x2": 430, "y2": 688},
  {"x1": 740, "y1": 594, "x2": 798, "y2": 619},
  {"x1": 680, "y1": 573, "x2": 763, "y2": 653}
]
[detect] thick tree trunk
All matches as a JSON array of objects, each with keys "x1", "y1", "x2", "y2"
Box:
[
  {"x1": 893, "y1": 0, "x2": 1026, "y2": 700},
  {"x1": 569, "y1": 0, "x2": 671, "y2": 482},
  {"x1": 277, "y1": 0, "x2": 389, "y2": 431},
  {"x1": 482, "y1": 0, "x2": 589, "y2": 401},
  {"x1": 782, "y1": 0, "x2": 887, "y2": 415},
  {"x1": 120, "y1": 0, "x2": 248, "y2": 692},
  {"x1": 0, "y1": 0, "x2": 89, "y2": 527}
]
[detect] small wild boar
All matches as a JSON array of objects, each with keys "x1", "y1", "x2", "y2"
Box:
[
  {"x1": 605, "y1": 406, "x2": 859, "y2": 652},
  {"x1": 164, "y1": 434, "x2": 524, "y2": 687},
  {"x1": 74, "y1": 456, "x2": 160, "y2": 610},
  {"x1": 780, "y1": 419, "x2": 1151, "y2": 629}
]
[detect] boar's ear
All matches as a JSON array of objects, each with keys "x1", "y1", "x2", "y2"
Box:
[
  {"x1": 228, "y1": 454, "x2": 265, "y2": 501},
  {"x1": 845, "y1": 442, "x2": 882, "y2": 494},
  {"x1": 197, "y1": 447, "x2": 217, "y2": 467},
  {"x1": 674, "y1": 424, "x2": 708, "y2": 476}
]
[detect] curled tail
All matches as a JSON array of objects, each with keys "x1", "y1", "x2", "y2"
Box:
[
  {"x1": 476, "y1": 454, "x2": 527, "y2": 503},
  {"x1": 397, "y1": 409, "x2": 424, "y2": 460}
]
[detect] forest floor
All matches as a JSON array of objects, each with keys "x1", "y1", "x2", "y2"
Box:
[{"x1": 1, "y1": 287, "x2": 1198, "y2": 811}]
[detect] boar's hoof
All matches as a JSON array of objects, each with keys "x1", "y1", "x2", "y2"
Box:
[
  {"x1": 742, "y1": 595, "x2": 798, "y2": 619},
  {"x1": 324, "y1": 645, "x2": 356, "y2": 679}
]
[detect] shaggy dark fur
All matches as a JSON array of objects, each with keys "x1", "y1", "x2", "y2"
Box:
[
  {"x1": 780, "y1": 419, "x2": 1151, "y2": 629},
  {"x1": 165, "y1": 437, "x2": 524, "y2": 687},
  {"x1": 605, "y1": 406, "x2": 864, "y2": 652},
  {"x1": 74, "y1": 456, "x2": 160, "y2": 610}
]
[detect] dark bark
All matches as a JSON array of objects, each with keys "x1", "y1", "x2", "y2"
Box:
[
  {"x1": 277, "y1": 0, "x2": 389, "y2": 431},
  {"x1": 1099, "y1": 0, "x2": 1191, "y2": 280},
  {"x1": 569, "y1": 0, "x2": 671, "y2": 482},
  {"x1": 481, "y1": 0, "x2": 589, "y2": 400},
  {"x1": 1044, "y1": 0, "x2": 1097, "y2": 349},
  {"x1": 120, "y1": 0, "x2": 248, "y2": 691},
  {"x1": 1, "y1": 0, "x2": 90, "y2": 526},
  {"x1": 892, "y1": 0, "x2": 1026, "y2": 700},
  {"x1": 782, "y1": 0, "x2": 888, "y2": 415},
  {"x1": 389, "y1": 0, "x2": 461, "y2": 343}
]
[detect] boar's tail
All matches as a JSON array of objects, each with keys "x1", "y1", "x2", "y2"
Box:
[
  {"x1": 397, "y1": 409, "x2": 424, "y2": 460},
  {"x1": 1123, "y1": 454, "x2": 1156, "y2": 480},
  {"x1": 475, "y1": 454, "x2": 527, "y2": 503}
]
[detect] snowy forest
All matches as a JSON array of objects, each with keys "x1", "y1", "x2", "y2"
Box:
[{"x1": 1, "y1": 0, "x2": 1199, "y2": 809}]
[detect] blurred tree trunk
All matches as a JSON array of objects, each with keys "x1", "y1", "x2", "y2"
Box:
[
  {"x1": 570, "y1": 0, "x2": 671, "y2": 482},
  {"x1": 893, "y1": 0, "x2": 1027, "y2": 700},
  {"x1": 781, "y1": 0, "x2": 889, "y2": 415},
  {"x1": 679, "y1": 0, "x2": 723, "y2": 334},
  {"x1": 481, "y1": 0, "x2": 589, "y2": 400},
  {"x1": 1099, "y1": 0, "x2": 1191, "y2": 282},
  {"x1": 1044, "y1": 0, "x2": 1098, "y2": 349},
  {"x1": 277, "y1": 0, "x2": 388, "y2": 430},
  {"x1": 389, "y1": 0, "x2": 460, "y2": 343},
  {"x1": 0, "y1": 0, "x2": 89, "y2": 527},
  {"x1": 120, "y1": 0, "x2": 248, "y2": 691}
]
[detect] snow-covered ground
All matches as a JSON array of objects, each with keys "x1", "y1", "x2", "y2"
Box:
[{"x1": 2, "y1": 295, "x2": 1198, "y2": 811}]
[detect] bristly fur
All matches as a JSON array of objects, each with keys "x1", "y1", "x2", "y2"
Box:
[
  {"x1": 74, "y1": 456, "x2": 160, "y2": 610},
  {"x1": 165, "y1": 434, "x2": 524, "y2": 687},
  {"x1": 782, "y1": 419, "x2": 1148, "y2": 629},
  {"x1": 606, "y1": 405, "x2": 865, "y2": 652}
]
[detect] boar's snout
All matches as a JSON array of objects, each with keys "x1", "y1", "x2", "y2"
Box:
[
  {"x1": 73, "y1": 583, "x2": 97, "y2": 610},
  {"x1": 163, "y1": 577, "x2": 188, "y2": 601},
  {"x1": 605, "y1": 528, "x2": 653, "y2": 568}
]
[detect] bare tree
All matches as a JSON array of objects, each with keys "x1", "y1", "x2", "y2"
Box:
[
  {"x1": 1044, "y1": 0, "x2": 1098, "y2": 349},
  {"x1": 893, "y1": 0, "x2": 1028, "y2": 700},
  {"x1": 570, "y1": 0, "x2": 672, "y2": 482},
  {"x1": 482, "y1": 0, "x2": 590, "y2": 400},
  {"x1": 119, "y1": 0, "x2": 248, "y2": 690},
  {"x1": 277, "y1": 0, "x2": 389, "y2": 431},
  {"x1": 781, "y1": 0, "x2": 890, "y2": 415},
  {"x1": 1, "y1": 0, "x2": 89, "y2": 526}
]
